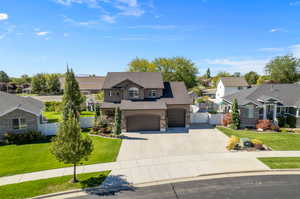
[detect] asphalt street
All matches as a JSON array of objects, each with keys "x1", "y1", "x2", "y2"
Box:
[{"x1": 74, "y1": 175, "x2": 300, "y2": 199}]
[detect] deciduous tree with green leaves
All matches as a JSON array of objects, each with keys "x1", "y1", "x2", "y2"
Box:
[
  {"x1": 244, "y1": 71, "x2": 259, "y2": 85},
  {"x1": 128, "y1": 57, "x2": 157, "y2": 72},
  {"x1": 265, "y1": 55, "x2": 300, "y2": 83},
  {"x1": 51, "y1": 112, "x2": 93, "y2": 182},
  {"x1": 113, "y1": 107, "x2": 122, "y2": 135},
  {"x1": 231, "y1": 98, "x2": 240, "y2": 130},
  {"x1": 0, "y1": 70, "x2": 10, "y2": 83},
  {"x1": 62, "y1": 68, "x2": 84, "y2": 121}
]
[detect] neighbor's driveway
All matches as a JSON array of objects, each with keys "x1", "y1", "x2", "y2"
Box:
[{"x1": 117, "y1": 124, "x2": 229, "y2": 161}]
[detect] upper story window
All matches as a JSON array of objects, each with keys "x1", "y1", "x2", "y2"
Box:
[
  {"x1": 128, "y1": 87, "x2": 139, "y2": 98},
  {"x1": 246, "y1": 105, "x2": 254, "y2": 118},
  {"x1": 12, "y1": 118, "x2": 27, "y2": 130},
  {"x1": 150, "y1": 90, "x2": 156, "y2": 97}
]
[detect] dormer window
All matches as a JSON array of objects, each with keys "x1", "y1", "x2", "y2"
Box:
[{"x1": 128, "y1": 87, "x2": 139, "y2": 98}]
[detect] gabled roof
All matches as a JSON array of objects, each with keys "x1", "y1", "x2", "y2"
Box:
[
  {"x1": 102, "y1": 72, "x2": 164, "y2": 89},
  {"x1": 160, "y1": 82, "x2": 193, "y2": 105},
  {"x1": 0, "y1": 92, "x2": 44, "y2": 116},
  {"x1": 60, "y1": 76, "x2": 105, "y2": 90},
  {"x1": 220, "y1": 77, "x2": 249, "y2": 87},
  {"x1": 223, "y1": 84, "x2": 300, "y2": 107}
]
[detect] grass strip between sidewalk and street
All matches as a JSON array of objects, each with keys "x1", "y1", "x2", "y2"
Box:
[
  {"x1": 0, "y1": 171, "x2": 110, "y2": 199},
  {"x1": 217, "y1": 126, "x2": 300, "y2": 151},
  {"x1": 258, "y1": 157, "x2": 300, "y2": 169}
]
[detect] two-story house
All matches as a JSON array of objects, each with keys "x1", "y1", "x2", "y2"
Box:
[
  {"x1": 215, "y1": 77, "x2": 249, "y2": 103},
  {"x1": 100, "y1": 72, "x2": 192, "y2": 132}
]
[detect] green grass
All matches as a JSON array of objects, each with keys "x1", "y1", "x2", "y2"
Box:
[
  {"x1": 217, "y1": 126, "x2": 300, "y2": 150},
  {"x1": 43, "y1": 111, "x2": 95, "y2": 123},
  {"x1": 0, "y1": 171, "x2": 110, "y2": 199},
  {"x1": 259, "y1": 157, "x2": 300, "y2": 169},
  {"x1": 0, "y1": 135, "x2": 121, "y2": 177}
]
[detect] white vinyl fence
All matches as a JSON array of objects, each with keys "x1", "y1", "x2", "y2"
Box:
[
  {"x1": 39, "y1": 117, "x2": 94, "y2": 136},
  {"x1": 191, "y1": 113, "x2": 223, "y2": 125}
]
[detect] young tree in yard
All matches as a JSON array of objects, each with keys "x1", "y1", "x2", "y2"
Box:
[
  {"x1": 0, "y1": 70, "x2": 10, "y2": 82},
  {"x1": 51, "y1": 112, "x2": 93, "y2": 182},
  {"x1": 265, "y1": 55, "x2": 300, "y2": 83},
  {"x1": 94, "y1": 103, "x2": 102, "y2": 127},
  {"x1": 231, "y1": 98, "x2": 240, "y2": 130},
  {"x1": 113, "y1": 107, "x2": 122, "y2": 135},
  {"x1": 62, "y1": 68, "x2": 84, "y2": 121},
  {"x1": 244, "y1": 71, "x2": 259, "y2": 85}
]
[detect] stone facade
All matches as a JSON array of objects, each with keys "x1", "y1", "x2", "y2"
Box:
[{"x1": 0, "y1": 109, "x2": 39, "y2": 137}]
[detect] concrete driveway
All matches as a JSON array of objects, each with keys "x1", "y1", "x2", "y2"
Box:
[{"x1": 117, "y1": 124, "x2": 229, "y2": 161}]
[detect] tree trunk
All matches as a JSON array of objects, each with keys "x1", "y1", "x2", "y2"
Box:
[{"x1": 72, "y1": 163, "x2": 78, "y2": 183}]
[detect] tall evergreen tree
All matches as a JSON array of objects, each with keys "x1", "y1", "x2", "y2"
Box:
[
  {"x1": 205, "y1": 68, "x2": 211, "y2": 79},
  {"x1": 113, "y1": 107, "x2": 122, "y2": 135},
  {"x1": 231, "y1": 98, "x2": 240, "y2": 130},
  {"x1": 0, "y1": 70, "x2": 10, "y2": 83},
  {"x1": 62, "y1": 67, "x2": 83, "y2": 121},
  {"x1": 51, "y1": 112, "x2": 93, "y2": 182}
]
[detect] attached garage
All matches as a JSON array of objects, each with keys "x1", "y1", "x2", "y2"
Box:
[
  {"x1": 126, "y1": 114, "x2": 160, "y2": 132},
  {"x1": 167, "y1": 108, "x2": 186, "y2": 127}
]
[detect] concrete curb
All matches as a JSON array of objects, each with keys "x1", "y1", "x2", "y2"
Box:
[{"x1": 32, "y1": 169, "x2": 300, "y2": 198}]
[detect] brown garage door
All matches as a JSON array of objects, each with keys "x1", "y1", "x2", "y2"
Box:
[
  {"x1": 126, "y1": 115, "x2": 160, "y2": 132},
  {"x1": 167, "y1": 109, "x2": 186, "y2": 127}
]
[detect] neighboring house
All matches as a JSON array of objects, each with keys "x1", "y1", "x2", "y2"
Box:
[
  {"x1": 60, "y1": 76, "x2": 105, "y2": 95},
  {"x1": 223, "y1": 84, "x2": 300, "y2": 128},
  {"x1": 0, "y1": 92, "x2": 44, "y2": 137},
  {"x1": 202, "y1": 88, "x2": 216, "y2": 99},
  {"x1": 100, "y1": 72, "x2": 192, "y2": 132},
  {"x1": 216, "y1": 77, "x2": 249, "y2": 103}
]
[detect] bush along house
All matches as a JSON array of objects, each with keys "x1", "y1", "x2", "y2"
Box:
[
  {"x1": 100, "y1": 72, "x2": 193, "y2": 132},
  {"x1": 222, "y1": 84, "x2": 300, "y2": 128},
  {"x1": 0, "y1": 92, "x2": 44, "y2": 139}
]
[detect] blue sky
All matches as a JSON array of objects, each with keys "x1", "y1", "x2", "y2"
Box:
[{"x1": 1, "y1": 0, "x2": 300, "y2": 77}]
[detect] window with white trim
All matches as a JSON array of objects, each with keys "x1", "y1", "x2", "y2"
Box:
[
  {"x1": 12, "y1": 118, "x2": 27, "y2": 130},
  {"x1": 150, "y1": 90, "x2": 156, "y2": 97},
  {"x1": 128, "y1": 87, "x2": 139, "y2": 98}
]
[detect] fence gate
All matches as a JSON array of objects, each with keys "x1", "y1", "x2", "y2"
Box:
[{"x1": 191, "y1": 113, "x2": 209, "y2": 124}]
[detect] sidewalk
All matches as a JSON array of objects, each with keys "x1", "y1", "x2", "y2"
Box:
[{"x1": 2, "y1": 151, "x2": 300, "y2": 186}]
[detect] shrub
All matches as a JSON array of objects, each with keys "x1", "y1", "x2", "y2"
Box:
[
  {"x1": 270, "y1": 124, "x2": 280, "y2": 132},
  {"x1": 222, "y1": 113, "x2": 232, "y2": 126},
  {"x1": 277, "y1": 116, "x2": 286, "y2": 127},
  {"x1": 256, "y1": 120, "x2": 272, "y2": 130},
  {"x1": 45, "y1": 101, "x2": 62, "y2": 112},
  {"x1": 286, "y1": 115, "x2": 296, "y2": 128},
  {"x1": 251, "y1": 139, "x2": 263, "y2": 145},
  {"x1": 208, "y1": 110, "x2": 218, "y2": 114},
  {"x1": 3, "y1": 131, "x2": 47, "y2": 145},
  {"x1": 226, "y1": 136, "x2": 240, "y2": 150}
]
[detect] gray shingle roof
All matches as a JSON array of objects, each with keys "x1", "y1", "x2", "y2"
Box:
[
  {"x1": 220, "y1": 77, "x2": 249, "y2": 87},
  {"x1": 0, "y1": 92, "x2": 44, "y2": 116},
  {"x1": 60, "y1": 76, "x2": 105, "y2": 90},
  {"x1": 223, "y1": 84, "x2": 300, "y2": 107},
  {"x1": 102, "y1": 72, "x2": 164, "y2": 89}
]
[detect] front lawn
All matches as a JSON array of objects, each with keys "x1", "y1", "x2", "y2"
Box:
[
  {"x1": 43, "y1": 111, "x2": 95, "y2": 123},
  {"x1": 217, "y1": 126, "x2": 300, "y2": 150},
  {"x1": 0, "y1": 135, "x2": 121, "y2": 177},
  {"x1": 0, "y1": 171, "x2": 110, "y2": 199},
  {"x1": 259, "y1": 157, "x2": 300, "y2": 169}
]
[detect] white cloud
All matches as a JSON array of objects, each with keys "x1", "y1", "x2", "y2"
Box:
[
  {"x1": 269, "y1": 28, "x2": 284, "y2": 33},
  {"x1": 258, "y1": 48, "x2": 284, "y2": 52},
  {"x1": 290, "y1": 1, "x2": 300, "y2": 6},
  {"x1": 128, "y1": 25, "x2": 177, "y2": 29},
  {"x1": 36, "y1": 31, "x2": 49, "y2": 36},
  {"x1": 0, "y1": 13, "x2": 8, "y2": 21},
  {"x1": 63, "y1": 33, "x2": 70, "y2": 37},
  {"x1": 289, "y1": 44, "x2": 300, "y2": 57},
  {"x1": 0, "y1": 24, "x2": 15, "y2": 39},
  {"x1": 117, "y1": 0, "x2": 137, "y2": 7},
  {"x1": 100, "y1": 15, "x2": 116, "y2": 23},
  {"x1": 53, "y1": 0, "x2": 100, "y2": 8},
  {"x1": 63, "y1": 16, "x2": 98, "y2": 26},
  {"x1": 201, "y1": 58, "x2": 269, "y2": 74}
]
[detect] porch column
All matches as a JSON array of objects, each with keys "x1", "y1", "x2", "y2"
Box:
[
  {"x1": 273, "y1": 103, "x2": 278, "y2": 124},
  {"x1": 263, "y1": 104, "x2": 267, "y2": 120}
]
